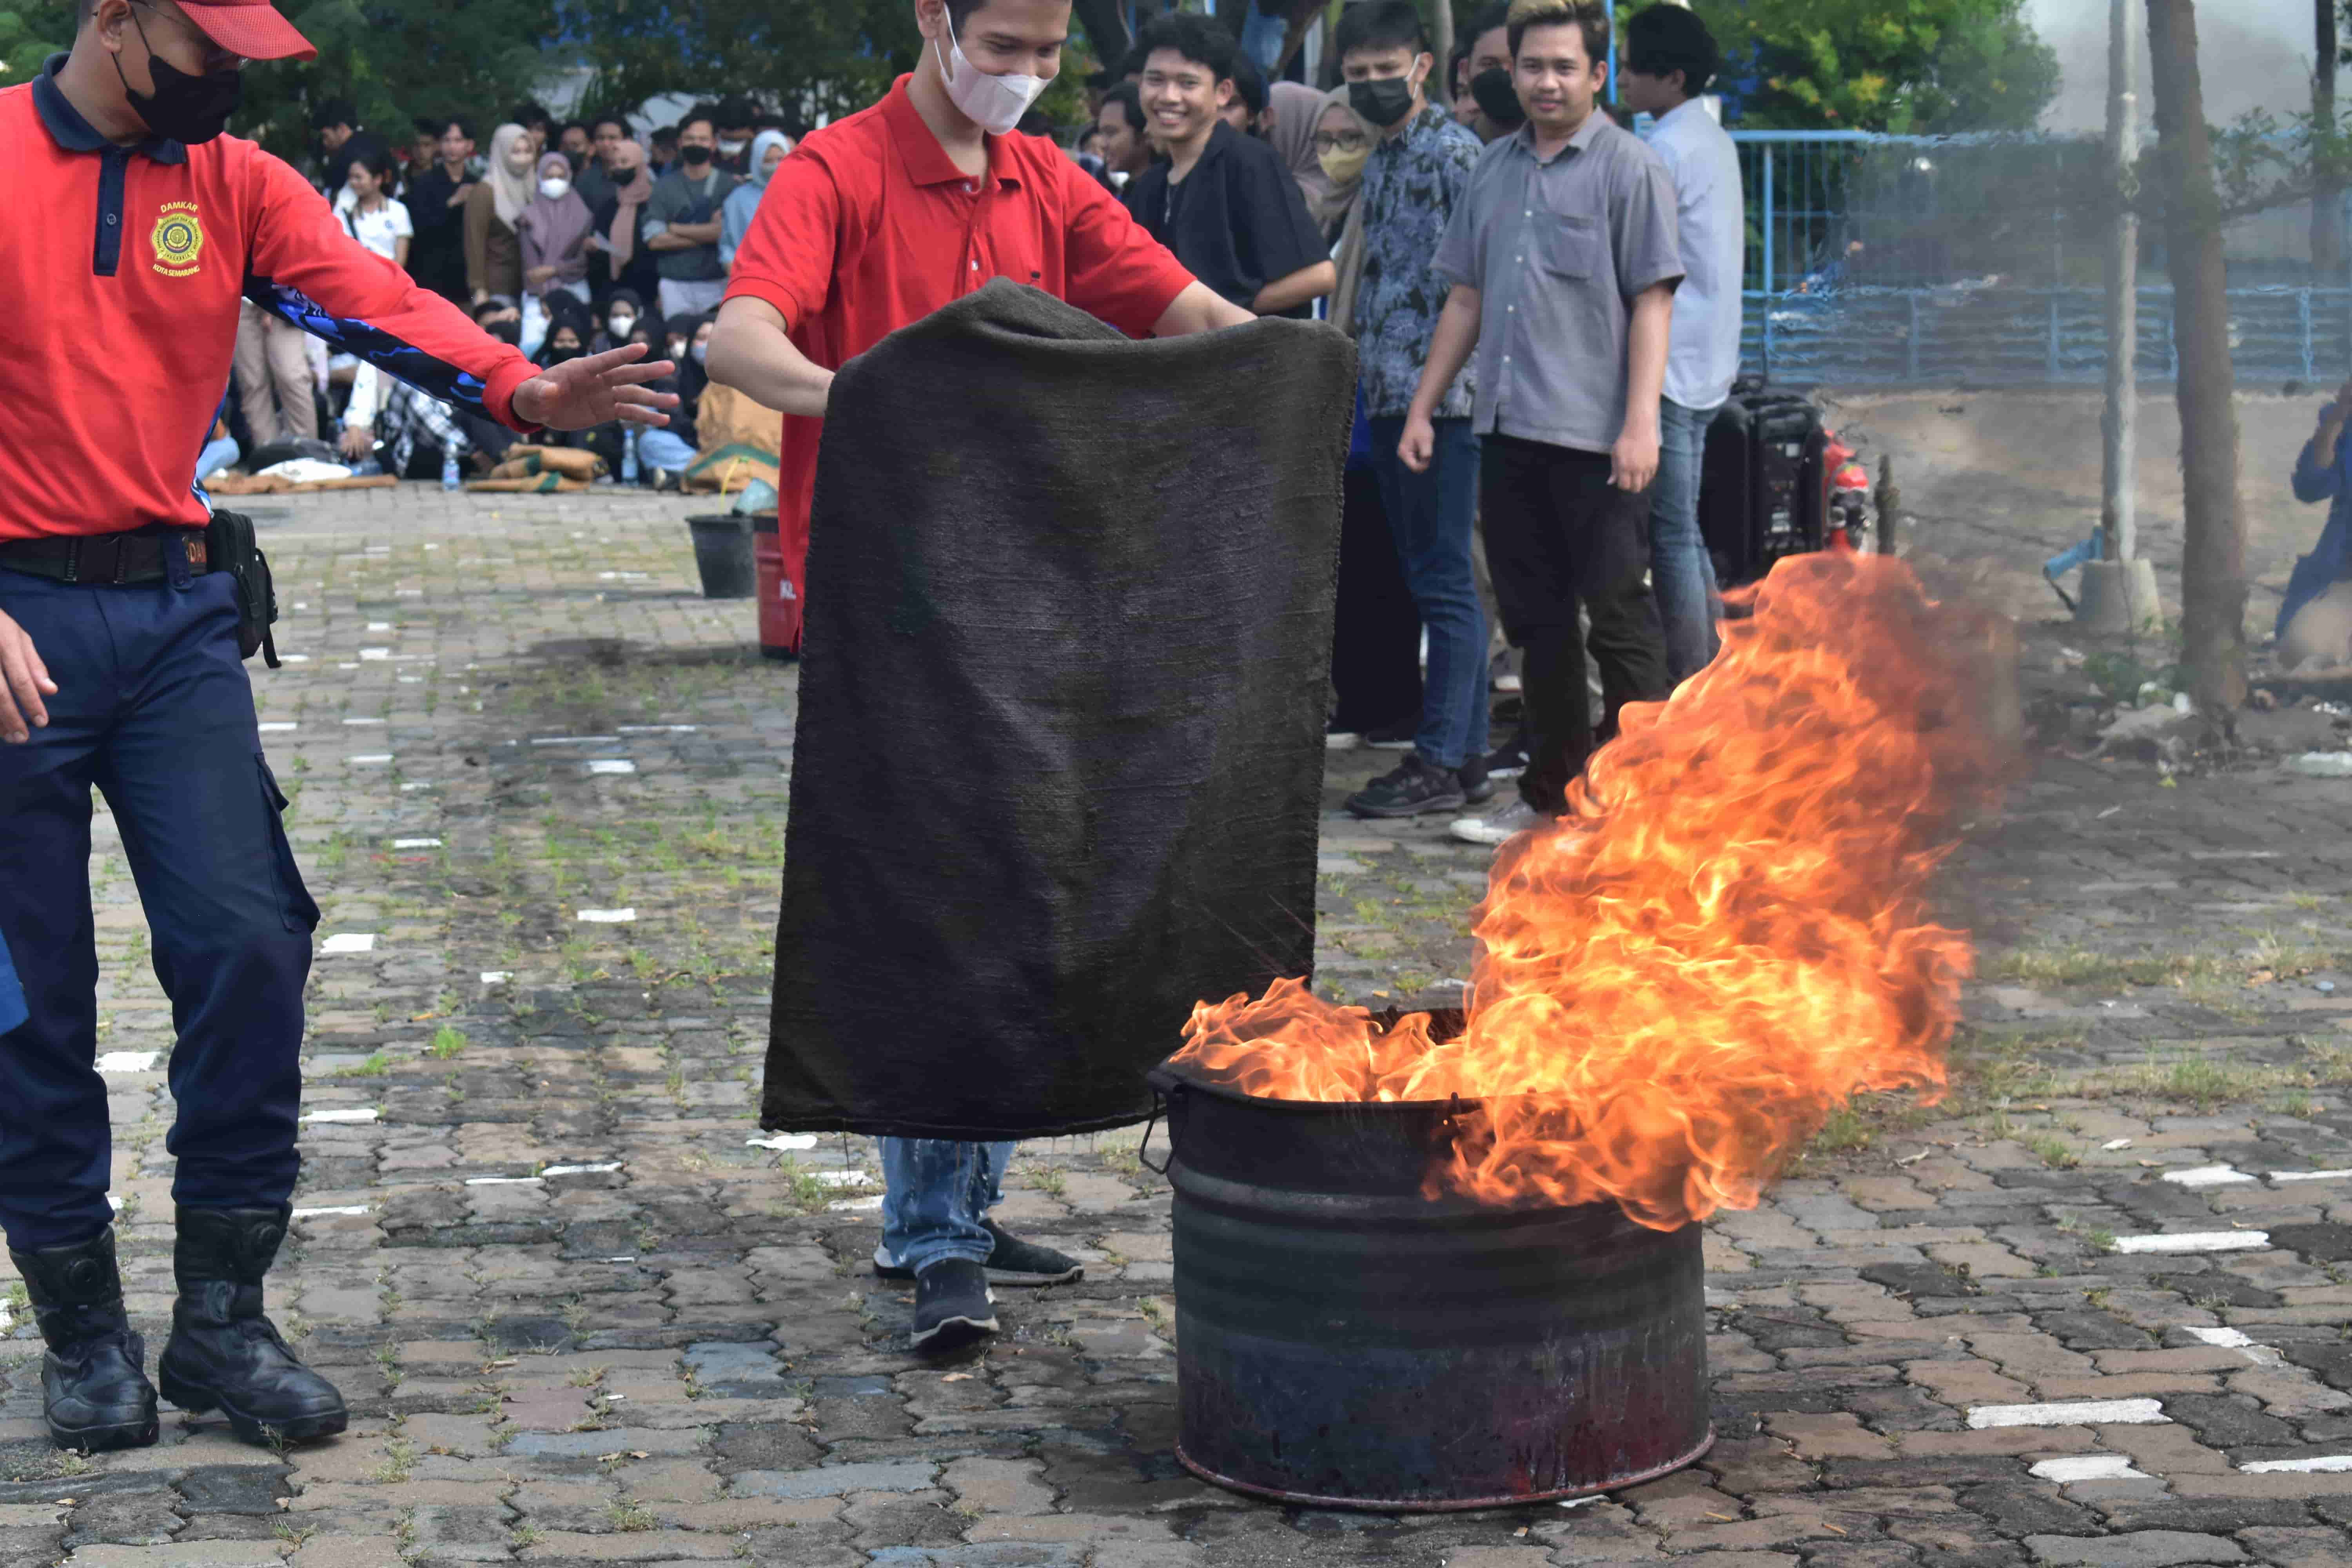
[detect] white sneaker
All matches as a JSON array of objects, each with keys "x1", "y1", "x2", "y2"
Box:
[
  {"x1": 1325, "y1": 728, "x2": 1362, "y2": 751},
  {"x1": 1450, "y1": 797, "x2": 1545, "y2": 847}
]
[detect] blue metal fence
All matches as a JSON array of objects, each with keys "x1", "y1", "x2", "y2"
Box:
[{"x1": 1731, "y1": 130, "x2": 2352, "y2": 387}]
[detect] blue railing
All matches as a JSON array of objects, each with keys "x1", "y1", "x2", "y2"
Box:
[{"x1": 1729, "y1": 129, "x2": 2352, "y2": 386}]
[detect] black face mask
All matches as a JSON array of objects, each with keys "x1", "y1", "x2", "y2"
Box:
[
  {"x1": 1348, "y1": 75, "x2": 1417, "y2": 129},
  {"x1": 114, "y1": 8, "x2": 243, "y2": 146},
  {"x1": 679, "y1": 144, "x2": 712, "y2": 167}
]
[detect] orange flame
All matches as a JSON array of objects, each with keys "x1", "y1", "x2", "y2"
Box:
[{"x1": 1172, "y1": 554, "x2": 2010, "y2": 1230}]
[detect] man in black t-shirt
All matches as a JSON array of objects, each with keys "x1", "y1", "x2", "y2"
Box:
[{"x1": 1124, "y1": 13, "x2": 1331, "y2": 318}]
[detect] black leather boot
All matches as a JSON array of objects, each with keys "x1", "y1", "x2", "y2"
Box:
[
  {"x1": 156, "y1": 1205, "x2": 347, "y2": 1444},
  {"x1": 10, "y1": 1229, "x2": 160, "y2": 1452}
]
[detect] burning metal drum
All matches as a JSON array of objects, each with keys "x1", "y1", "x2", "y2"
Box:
[{"x1": 1146, "y1": 1063, "x2": 1713, "y2": 1512}]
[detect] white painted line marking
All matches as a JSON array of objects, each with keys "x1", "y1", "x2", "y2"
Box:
[
  {"x1": 2160, "y1": 1165, "x2": 2256, "y2": 1188},
  {"x1": 359, "y1": 648, "x2": 390, "y2": 661},
  {"x1": 480, "y1": 971, "x2": 513, "y2": 984},
  {"x1": 342, "y1": 717, "x2": 385, "y2": 726},
  {"x1": 1967, "y1": 1399, "x2": 2170, "y2": 1429},
  {"x1": 543, "y1": 1162, "x2": 623, "y2": 1177},
  {"x1": 584, "y1": 760, "x2": 637, "y2": 775},
  {"x1": 748, "y1": 1134, "x2": 818, "y2": 1151},
  {"x1": 530, "y1": 736, "x2": 621, "y2": 746},
  {"x1": 301, "y1": 1108, "x2": 379, "y2": 1125},
  {"x1": 2029, "y1": 1456, "x2": 2149, "y2": 1482},
  {"x1": 813, "y1": 1171, "x2": 873, "y2": 1188},
  {"x1": 106, "y1": 1193, "x2": 122, "y2": 1212},
  {"x1": 2187, "y1": 1327, "x2": 2255, "y2": 1348},
  {"x1": 391, "y1": 838, "x2": 442, "y2": 849},
  {"x1": 350, "y1": 754, "x2": 394, "y2": 765},
  {"x1": 259, "y1": 722, "x2": 298, "y2": 733},
  {"x1": 2242, "y1": 1454, "x2": 2352, "y2": 1474},
  {"x1": 96, "y1": 1051, "x2": 161, "y2": 1074},
  {"x1": 280, "y1": 654, "x2": 309, "y2": 663},
  {"x1": 367, "y1": 621, "x2": 392, "y2": 631},
  {"x1": 400, "y1": 782, "x2": 430, "y2": 791},
  {"x1": 2100, "y1": 1138, "x2": 2132, "y2": 1151},
  {"x1": 465, "y1": 1176, "x2": 543, "y2": 1187},
  {"x1": 577, "y1": 909, "x2": 636, "y2": 923},
  {"x1": 291, "y1": 1205, "x2": 370, "y2": 1218},
  {"x1": 2111, "y1": 1232, "x2": 2269, "y2": 1255},
  {"x1": 617, "y1": 725, "x2": 698, "y2": 733},
  {"x1": 2270, "y1": 1169, "x2": 2352, "y2": 1184},
  {"x1": 319, "y1": 933, "x2": 376, "y2": 955},
  {"x1": 826, "y1": 1195, "x2": 886, "y2": 1212}
]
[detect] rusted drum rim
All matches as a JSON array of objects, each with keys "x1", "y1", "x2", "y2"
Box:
[{"x1": 1174, "y1": 1428, "x2": 1716, "y2": 1514}]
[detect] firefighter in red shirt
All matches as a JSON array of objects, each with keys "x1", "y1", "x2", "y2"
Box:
[
  {"x1": 708, "y1": 0, "x2": 1254, "y2": 1352},
  {"x1": 0, "y1": 0, "x2": 676, "y2": 1455}
]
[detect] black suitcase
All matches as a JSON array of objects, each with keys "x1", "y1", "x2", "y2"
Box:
[{"x1": 1700, "y1": 380, "x2": 1829, "y2": 586}]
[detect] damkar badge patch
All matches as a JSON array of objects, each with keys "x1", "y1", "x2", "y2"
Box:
[{"x1": 152, "y1": 201, "x2": 204, "y2": 277}]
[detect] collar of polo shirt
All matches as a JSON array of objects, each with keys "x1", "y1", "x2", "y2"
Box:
[{"x1": 32, "y1": 51, "x2": 188, "y2": 163}]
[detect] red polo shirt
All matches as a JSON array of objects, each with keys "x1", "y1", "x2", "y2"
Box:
[
  {"x1": 723, "y1": 76, "x2": 1198, "y2": 649},
  {"x1": 0, "y1": 57, "x2": 537, "y2": 542}
]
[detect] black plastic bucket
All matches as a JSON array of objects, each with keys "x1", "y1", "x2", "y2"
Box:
[
  {"x1": 1145, "y1": 1062, "x2": 1712, "y2": 1512},
  {"x1": 685, "y1": 515, "x2": 757, "y2": 600}
]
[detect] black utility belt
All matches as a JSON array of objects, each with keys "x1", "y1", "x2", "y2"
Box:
[{"x1": 0, "y1": 515, "x2": 281, "y2": 667}]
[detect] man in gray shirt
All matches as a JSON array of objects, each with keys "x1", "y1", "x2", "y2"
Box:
[
  {"x1": 645, "y1": 112, "x2": 737, "y2": 321},
  {"x1": 1399, "y1": 0, "x2": 1682, "y2": 846}
]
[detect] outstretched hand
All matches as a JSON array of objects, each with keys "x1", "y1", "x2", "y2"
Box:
[{"x1": 511, "y1": 344, "x2": 682, "y2": 432}]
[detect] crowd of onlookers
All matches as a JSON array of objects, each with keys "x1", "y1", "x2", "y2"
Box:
[
  {"x1": 210, "y1": 0, "x2": 1748, "y2": 842},
  {"x1": 1060, "y1": 0, "x2": 1747, "y2": 845},
  {"x1": 212, "y1": 94, "x2": 793, "y2": 492}
]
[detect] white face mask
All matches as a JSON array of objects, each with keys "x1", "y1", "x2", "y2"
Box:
[
  {"x1": 608, "y1": 312, "x2": 637, "y2": 337},
  {"x1": 538, "y1": 176, "x2": 571, "y2": 201},
  {"x1": 936, "y1": 11, "x2": 1051, "y2": 136},
  {"x1": 718, "y1": 138, "x2": 748, "y2": 156}
]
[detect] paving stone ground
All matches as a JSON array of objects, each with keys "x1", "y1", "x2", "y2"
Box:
[{"x1": 8, "y1": 483, "x2": 2352, "y2": 1566}]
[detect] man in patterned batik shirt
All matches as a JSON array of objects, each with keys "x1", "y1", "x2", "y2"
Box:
[{"x1": 1336, "y1": 0, "x2": 1492, "y2": 822}]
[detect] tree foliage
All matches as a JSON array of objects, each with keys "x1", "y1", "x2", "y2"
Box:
[
  {"x1": 1, "y1": 3, "x2": 74, "y2": 89},
  {"x1": 1693, "y1": 0, "x2": 2059, "y2": 134}
]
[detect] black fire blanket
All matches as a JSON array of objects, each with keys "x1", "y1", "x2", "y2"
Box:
[{"x1": 762, "y1": 279, "x2": 1356, "y2": 1140}]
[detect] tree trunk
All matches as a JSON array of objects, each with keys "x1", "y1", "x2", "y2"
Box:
[
  {"x1": 2318, "y1": 0, "x2": 2343, "y2": 272},
  {"x1": 2145, "y1": 0, "x2": 2247, "y2": 713},
  {"x1": 1073, "y1": 0, "x2": 1131, "y2": 75}
]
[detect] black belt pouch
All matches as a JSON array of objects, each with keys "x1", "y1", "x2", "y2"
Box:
[{"x1": 203, "y1": 509, "x2": 280, "y2": 668}]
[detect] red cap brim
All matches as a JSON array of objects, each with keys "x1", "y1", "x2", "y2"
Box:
[{"x1": 182, "y1": 1, "x2": 318, "y2": 63}]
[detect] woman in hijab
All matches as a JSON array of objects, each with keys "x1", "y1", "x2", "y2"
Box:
[
  {"x1": 592, "y1": 288, "x2": 648, "y2": 354},
  {"x1": 719, "y1": 129, "x2": 792, "y2": 270},
  {"x1": 517, "y1": 150, "x2": 595, "y2": 359},
  {"x1": 1311, "y1": 85, "x2": 1422, "y2": 755},
  {"x1": 465, "y1": 124, "x2": 534, "y2": 307},
  {"x1": 590, "y1": 136, "x2": 660, "y2": 302},
  {"x1": 1266, "y1": 81, "x2": 1331, "y2": 216}
]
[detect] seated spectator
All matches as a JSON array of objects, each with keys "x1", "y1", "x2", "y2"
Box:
[
  {"x1": 466, "y1": 124, "x2": 535, "y2": 306},
  {"x1": 1126, "y1": 12, "x2": 1334, "y2": 318},
  {"x1": 634, "y1": 312, "x2": 708, "y2": 490},
  {"x1": 341, "y1": 148, "x2": 413, "y2": 268},
  {"x1": 720, "y1": 130, "x2": 793, "y2": 271},
  {"x1": 197, "y1": 400, "x2": 240, "y2": 481},
  {"x1": 338, "y1": 361, "x2": 478, "y2": 479},
  {"x1": 518, "y1": 152, "x2": 595, "y2": 358},
  {"x1": 593, "y1": 289, "x2": 649, "y2": 354}
]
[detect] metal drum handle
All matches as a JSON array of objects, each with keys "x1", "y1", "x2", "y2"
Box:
[{"x1": 1138, "y1": 1083, "x2": 1183, "y2": 1175}]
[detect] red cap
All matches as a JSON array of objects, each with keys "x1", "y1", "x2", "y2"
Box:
[{"x1": 177, "y1": 0, "x2": 317, "y2": 63}]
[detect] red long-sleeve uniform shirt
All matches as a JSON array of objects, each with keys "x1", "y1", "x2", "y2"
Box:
[{"x1": 0, "y1": 58, "x2": 538, "y2": 542}]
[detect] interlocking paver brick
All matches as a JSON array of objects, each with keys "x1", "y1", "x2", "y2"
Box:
[{"x1": 0, "y1": 489, "x2": 2345, "y2": 1563}]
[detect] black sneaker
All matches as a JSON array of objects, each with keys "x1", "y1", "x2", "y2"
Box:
[
  {"x1": 911, "y1": 1259, "x2": 998, "y2": 1351},
  {"x1": 875, "y1": 1221, "x2": 1084, "y2": 1287},
  {"x1": 1484, "y1": 737, "x2": 1530, "y2": 780},
  {"x1": 1362, "y1": 720, "x2": 1419, "y2": 751},
  {"x1": 1459, "y1": 754, "x2": 1496, "y2": 805},
  {"x1": 1345, "y1": 754, "x2": 1468, "y2": 819}
]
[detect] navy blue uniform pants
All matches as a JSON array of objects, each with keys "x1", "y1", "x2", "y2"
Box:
[{"x1": 0, "y1": 558, "x2": 315, "y2": 1251}]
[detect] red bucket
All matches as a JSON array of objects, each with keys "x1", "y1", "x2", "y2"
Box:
[{"x1": 751, "y1": 514, "x2": 802, "y2": 661}]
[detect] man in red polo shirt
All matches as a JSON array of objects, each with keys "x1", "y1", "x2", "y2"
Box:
[
  {"x1": 0, "y1": 0, "x2": 674, "y2": 1454},
  {"x1": 708, "y1": 0, "x2": 1252, "y2": 1351}
]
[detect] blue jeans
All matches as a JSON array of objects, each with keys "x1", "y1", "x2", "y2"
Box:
[
  {"x1": 880, "y1": 1137, "x2": 1016, "y2": 1275},
  {"x1": 196, "y1": 435, "x2": 241, "y2": 479},
  {"x1": 635, "y1": 428, "x2": 697, "y2": 474},
  {"x1": 1367, "y1": 416, "x2": 1486, "y2": 770},
  {"x1": 0, "y1": 559, "x2": 316, "y2": 1250},
  {"x1": 1650, "y1": 397, "x2": 1724, "y2": 684}
]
